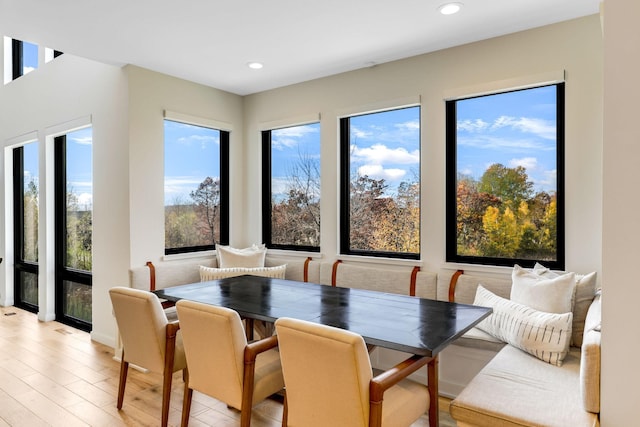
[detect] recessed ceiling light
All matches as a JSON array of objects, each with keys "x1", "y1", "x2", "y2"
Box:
[
  {"x1": 247, "y1": 62, "x2": 264, "y2": 70},
  {"x1": 438, "y1": 2, "x2": 463, "y2": 15}
]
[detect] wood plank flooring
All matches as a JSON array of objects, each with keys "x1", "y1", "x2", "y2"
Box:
[{"x1": 0, "y1": 305, "x2": 456, "y2": 426}]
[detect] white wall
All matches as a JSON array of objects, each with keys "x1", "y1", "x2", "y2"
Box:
[
  {"x1": 0, "y1": 54, "x2": 129, "y2": 346},
  {"x1": 126, "y1": 66, "x2": 244, "y2": 267},
  {"x1": 243, "y1": 15, "x2": 603, "y2": 276},
  {"x1": 601, "y1": 0, "x2": 640, "y2": 425}
]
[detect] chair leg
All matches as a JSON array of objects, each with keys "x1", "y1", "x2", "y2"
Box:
[
  {"x1": 117, "y1": 351, "x2": 128, "y2": 409},
  {"x1": 181, "y1": 370, "x2": 193, "y2": 427},
  {"x1": 161, "y1": 369, "x2": 174, "y2": 427},
  {"x1": 281, "y1": 392, "x2": 288, "y2": 427},
  {"x1": 162, "y1": 324, "x2": 179, "y2": 427}
]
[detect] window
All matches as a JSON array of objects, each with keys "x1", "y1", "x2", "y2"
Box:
[
  {"x1": 164, "y1": 118, "x2": 229, "y2": 255},
  {"x1": 44, "y1": 47, "x2": 63, "y2": 63},
  {"x1": 446, "y1": 83, "x2": 565, "y2": 269},
  {"x1": 340, "y1": 106, "x2": 421, "y2": 259},
  {"x1": 55, "y1": 128, "x2": 93, "y2": 331},
  {"x1": 13, "y1": 142, "x2": 39, "y2": 312},
  {"x1": 12, "y1": 38, "x2": 38, "y2": 79},
  {"x1": 261, "y1": 123, "x2": 321, "y2": 251}
]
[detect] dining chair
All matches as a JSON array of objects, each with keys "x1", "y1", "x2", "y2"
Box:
[
  {"x1": 175, "y1": 299, "x2": 285, "y2": 427},
  {"x1": 274, "y1": 317, "x2": 431, "y2": 427},
  {"x1": 109, "y1": 286, "x2": 187, "y2": 427}
]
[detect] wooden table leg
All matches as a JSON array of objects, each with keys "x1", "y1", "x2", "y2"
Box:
[{"x1": 428, "y1": 355, "x2": 439, "y2": 427}]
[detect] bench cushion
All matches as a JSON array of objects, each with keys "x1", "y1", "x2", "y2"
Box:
[
  {"x1": 455, "y1": 327, "x2": 506, "y2": 352},
  {"x1": 581, "y1": 293, "x2": 601, "y2": 413},
  {"x1": 450, "y1": 345, "x2": 599, "y2": 427}
]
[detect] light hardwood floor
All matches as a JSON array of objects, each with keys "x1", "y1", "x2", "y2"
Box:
[{"x1": 0, "y1": 305, "x2": 456, "y2": 426}]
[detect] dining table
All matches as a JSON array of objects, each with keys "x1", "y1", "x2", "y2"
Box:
[{"x1": 154, "y1": 274, "x2": 492, "y2": 427}]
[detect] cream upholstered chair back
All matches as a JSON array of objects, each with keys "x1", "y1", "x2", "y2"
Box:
[
  {"x1": 109, "y1": 286, "x2": 186, "y2": 427},
  {"x1": 176, "y1": 300, "x2": 251, "y2": 408},
  {"x1": 275, "y1": 317, "x2": 374, "y2": 426},
  {"x1": 109, "y1": 286, "x2": 177, "y2": 373}
]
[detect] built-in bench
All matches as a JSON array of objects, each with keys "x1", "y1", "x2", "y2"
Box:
[
  {"x1": 127, "y1": 255, "x2": 601, "y2": 427},
  {"x1": 443, "y1": 270, "x2": 601, "y2": 427}
]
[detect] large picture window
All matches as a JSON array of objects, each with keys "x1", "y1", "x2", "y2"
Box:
[
  {"x1": 261, "y1": 123, "x2": 321, "y2": 251},
  {"x1": 446, "y1": 83, "x2": 565, "y2": 269},
  {"x1": 340, "y1": 106, "x2": 421, "y2": 259},
  {"x1": 164, "y1": 118, "x2": 229, "y2": 255}
]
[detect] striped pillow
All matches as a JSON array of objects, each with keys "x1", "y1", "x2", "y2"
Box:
[
  {"x1": 474, "y1": 285, "x2": 573, "y2": 366},
  {"x1": 199, "y1": 264, "x2": 287, "y2": 281}
]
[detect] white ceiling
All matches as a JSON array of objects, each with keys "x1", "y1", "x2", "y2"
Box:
[{"x1": 0, "y1": 0, "x2": 600, "y2": 96}]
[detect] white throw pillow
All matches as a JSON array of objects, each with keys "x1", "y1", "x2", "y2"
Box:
[
  {"x1": 510, "y1": 264, "x2": 575, "y2": 314},
  {"x1": 474, "y1": 285, "x2": 573, "y2": 366},
  {"x1": 199, "y1": 264, "x2": 286, "y2": 281},
  {"x1": 215, "y1": 244, "x2": 267, "y2": 268},
  {"x1": 532, "y1": 262, "x2": 597, "y2": 347}
]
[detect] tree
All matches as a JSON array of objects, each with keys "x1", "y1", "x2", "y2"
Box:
[
  {"x1": 372, "y1": 181, "x2": 420, "y2": 253},
  {"x1": 456, "y1": 176, "x2": 500, "y2": 256},
  {"x1": 478, "y1": 164, "x2": 533, "y2": 206},
  {"x1": 271, "y1": 150, "x2": 320, "y2": 247},
  {"x1": 65, "y1": 187, "x2": 92, "y2": 271},
  {"x1": 23, "y1": 179, "x2": 39, "y2": 262},
  {"x1": 190, "y1": 177, "x2": 220, "y2": 246},
  {"x1": 349, "y1": 175, "x2": 387, "y2": 250},
  {"x1": 482, "y1": 205, "x2": 521, "y2": 257}
]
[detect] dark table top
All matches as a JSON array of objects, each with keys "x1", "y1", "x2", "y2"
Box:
[{"x1": 154, "y1": 275, "x2": 492, "y2": 357}]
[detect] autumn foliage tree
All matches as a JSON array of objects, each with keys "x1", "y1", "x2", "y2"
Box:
[
  {"x1": 271, "y1": 152, "x2": 321, "y2": 247},
  {"x1": 457, "y1": 163, "x2": 557, "y2": 261}
]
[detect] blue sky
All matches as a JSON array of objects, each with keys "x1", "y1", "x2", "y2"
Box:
[
  {"x1": 456, "y1": 85, "x2": 558, "y2": 193},
  {"x1": 22, "y1": 40, "x2": 38, "y2": 74},
  {"x1": 164, "y1": 120, "x2": 220, "y2": 205},
  {"x1": 22, "y1": 127, "x2": 93, "y2": 209},
  {"x1": 271, "y1": 123, "x2": 321, "y2": 197},
  {"x1": 349, "y1": 107, "x2": 420, "y2": 194}
]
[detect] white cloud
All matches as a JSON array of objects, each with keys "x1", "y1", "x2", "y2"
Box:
[
  {"x1": 358, "y1": 164, "x2": 406, "y2": 181},
  {"x1": 491, "y1": 115, "x2": 556, "y2": 140},
  {"x1": 351, "y1": 143, "x2": 419, "y2": 165},
  {"x1": 77, "y1": 193, "x2": 93, "y2": 208},
  {"x1": 71, "y1": 136, "x2": 93, "y2": 145},
  {"x1": 509, "y1": 157, "x2": 538, "y2": 170},
  {"x1": 395, "y1": 120, "x2": 420, "y2": 131},
  {"x1": 534, "y1": 169, "x2": 557, "y2": 190},
  {"x1": 272, "y1": 124, "x2": 319, "y2": 150},
  {"x1": 177, "y1": 134, "x2": 219, "y2": 148},
  {"x1": 458, "y1": 119, "x2": 489, "y2": 132},
  {"x1": 350, "y1": 125, "x2": 372, "y2": 140},
  {"x1": 457, "y1": 134, "x2": 553, "y2": 152},
  {"x1": 458, "y1": 115, "x2": 556, "y2": 141}
]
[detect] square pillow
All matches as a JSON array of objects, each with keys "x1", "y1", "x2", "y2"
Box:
[
  {"x1": 215, "y1": 244, "x2": 266, "y2": 268},
  {"x1": 199, "y1": 264, "x2": 286, "y2": 281},
  {"x1": 511, "y1": 264, "x2": 575, "y2": 314},
  {"x1": 474, "y1": 285, "x2": 573, "y2": 366},
  {"x1": 532, "y1": 262, "x2": 597, "y2": 347}
]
